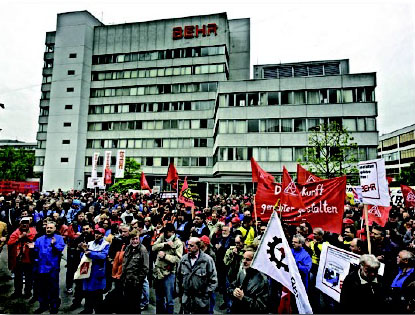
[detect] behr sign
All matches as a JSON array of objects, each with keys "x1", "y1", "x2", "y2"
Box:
[{"x1": 173, "y1": 23, "x2": 218, "y2": 40}]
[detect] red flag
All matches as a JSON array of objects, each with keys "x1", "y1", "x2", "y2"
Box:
[
  {"x1": 401, "y1": 185, "x2": 415, "y2": 208},
  {"x1": 178, "y1": 177, "x2": 195, "y2": 207},
  {"x1": 104, "y1": 168, "x2": 112, "y2": 184},
  {"x1": 386, "y1": 177, "x2": 393, "y2": 185},
  {"x1": 296, "y1": 164, "x2": 323, "y2": 185},
  {"x1": 281, "y1": 166, "x2": 306, "y2": 211},
  {"x1": 251, "y1": 157, "x2": 275, "y2": 184},
  {"x1": 141, "y1": 172, "x2": 152, "y2": 192},
  {"x1": 278, "y1": 286, "x2": 292, "y2": 314},
  {"x1": 166, "y1": 163, "x2": 179, "y2": 189},
  {"x1": 365, "y1": 205, "x2": 392, "y2": 227}
]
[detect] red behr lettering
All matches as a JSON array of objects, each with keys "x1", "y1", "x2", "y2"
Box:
[
  {"x1": 184, "y1": 25, "x2": 194, "y2": 39},
  {"x1": 172, "y1": 27, "x2": 183, "y2": 40},
  {"x1": 195, "y1": 25, "x2": 206, "y2": 37},
  {"x1": 172, "y1": 23, "x2": 218, "y2": 40}
]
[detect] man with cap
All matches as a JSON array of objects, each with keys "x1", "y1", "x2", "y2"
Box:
[
  {"x1": 200, "y1": 235, "x2": 217, "y2": 314},
  {"x1": 176, "y1": 237, "x2": 218, "y2": 314},
  {"x1": 33, "y1": 222, "x2": 65, "y2": 314},
  {"x1": 79, "y1": 227, "x2": 110, "y2": 314},
  {"x1": 152, "y1": 223, "x2": 183, "y2": 314}
]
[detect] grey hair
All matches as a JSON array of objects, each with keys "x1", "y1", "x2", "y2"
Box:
[
  {"x1": 119, "y1": 223, "x2": 130, "y2": 230},
  {"x1": 400, "y1": 250, "x2": 414, "y2": 260},
  {"x1": 313, "y1": 227, "x2": 324, "y2": 236},
  {"x1": 359, "y1": 254, "x2": 380, "y2": 269},
  {"x1": 293, "y1": 234, "x2": 306, "y2": 245}
]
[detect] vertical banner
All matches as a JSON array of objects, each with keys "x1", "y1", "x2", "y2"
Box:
[
  {"x1": 91, "y1": 152, "x2": 100, "y2": 179},
  {"x1": 358, "y1": 158, "x2": 390, "y2": 206},
  {"x1": 102, "y1": 151, "x2": 112, "y2": 183},
  {"x1": 115, "y1": 150, "x2": 126, "y2": 178}
]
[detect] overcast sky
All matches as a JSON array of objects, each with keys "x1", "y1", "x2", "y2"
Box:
[{"x1": 0, "y1": 0, "x2": 414, "y2": 142}]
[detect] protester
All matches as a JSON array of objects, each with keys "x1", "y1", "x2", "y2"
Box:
[
  {"x1": 175, "y1": 237, "x2": 218, "y2": 314},
  {"x1": 33, "y1": 222, "x2": 65, "y2": 314},
  {"x1": 229, "y1": 249, "x2": 269, "y2": 313},
  {"x1": 120, "y1": 229, "x2": 149, "y2": 314},
  {"x1": 291, "y1": 234, "x2": 312, "y2": 290}
]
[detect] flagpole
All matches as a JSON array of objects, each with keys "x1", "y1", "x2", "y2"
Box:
[
  {"x1": 364, "y1": 204, "x2": 372, "y2": 254},
  {"x1": 253, "y1": 195, "x2": 258, "y2": 235}
]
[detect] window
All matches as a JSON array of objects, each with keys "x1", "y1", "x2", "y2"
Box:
[
  {"x1": 69, "y1": 53, "x2": 77, "y2": 58},
  {"x1": 248, "y1": 120, "x2": 259, "y2": 133},
  {"x1": 281, "y1": 119, "x2": 292, "y2": 132},
  {"x1": 281, "y1": 148, "x2": 293, "y2": 161},
  {"x1": 343, "y1": 119, "x2": 356, "y2": 131},
  {"x1": 63, "y1": 122, "x2": 71, "y2": 127},
  {"x1": 268, "y1": 92, "x2": 279, "y2": 105},
  {"x1": 68, "y1": 70, "x2": 75, "y2": 75},
  {"x1": 67, "y1": 87, "x2": 74, "y2": 92},
  {"x1": 62, "y1": 140, "x2": 70, "y2": 144},
  {"x1": 61, "y1": 157, "x2": 69, "y2": 163},
  {"x1": 294, "y1": 119, "x2": 306, "y2": 132},
  {"x1": 267, "y1": 119, "x2": 279, "y2": 132}
]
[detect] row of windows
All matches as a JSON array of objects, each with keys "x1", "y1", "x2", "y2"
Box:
[
  {"x1": 219, "y1": 87, "x2": 375, "y2": 107},
  {"x1": 400, "y1": 131, "x2": 415, "y2": 144},
  {"x1": 215, "y1": 146, "x2": 378, "y2": 163},
  {"x1": 92, "y1": 45, "x2": 226, "y2": 65},
  {"x1": 85, "y1": 156, "x2": 214, "y2": 167},
  {"x1": 88, "y1": 100, "x2": 214, "y2": 115},
  {"x1": 87, "y1": 119, "x2": 214, "y2": 131},
  {"x1": 86, "y1": 137, "x2": 213, "y2": 149},
  {"x1": 383, "y1": 148, "x2": 415, "y2": 162},
  {"x1": 91, "y1": 64, "x2": 226, "y2": 81},
  {"x1": 261, "y1": 62, "x2": 341, "y2": 79},
  {"x1": 218, "y1": 117, "x2": 376, "y2": 134},
  {"x1": 91, "y1": 82, "x2": 217, "y2": 98}
]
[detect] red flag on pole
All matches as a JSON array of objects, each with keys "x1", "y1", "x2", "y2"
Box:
[
  {"x1": 141, "y1": 172, "x2": 152, "y2": 192},
  {"x1": 251, "y1": 157, "x2": 275, "y2": 184},
  {"x1": 178, "y1": 177, "x2": 195, "y2": 207},
  {"x1": 166, "y1": 163, "x2": 179, "y2": 189},
  {"x1": 364, "y1": 204, "x2": 392, "y2": 227},
  {"x1": 281, "y1": 166, "x2": 306, "y2": 211},
  {"x1": 401, "y1": 185, "x2": 415, "y2": 208},
  {"x1": 104, "y1": 168, "x2": 112, "y2": 184},
  {"x1": 296, "y1": 164, "x2": 323, "y2": 185}
]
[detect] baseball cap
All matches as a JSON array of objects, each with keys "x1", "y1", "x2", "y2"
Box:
[
  {"x1": 95, "y1": 228, "x2": 105, "y2": 234},
  {"x1": 231, "y1": 217, "x2": 241, "y2": 223},
  {"x1": 200, "y1": 235, "x2": 211, "y2": 245},
  {"x1": 343, "y1": 218, "x2": 354, "y2": 224}
]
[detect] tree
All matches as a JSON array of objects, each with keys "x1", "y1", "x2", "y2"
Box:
[
  {"x1": 396, "y1": 162, "x2": 415, "y2": 186},
  {"x1": 302, "y1": 121, "x2": 358, "y2": 179},
  {"x1": 0, "y1": 147, "x2": 35, "y2": 180},
  {"x1": 108, "y1": 158, "x2": 141, "y2": 193}
]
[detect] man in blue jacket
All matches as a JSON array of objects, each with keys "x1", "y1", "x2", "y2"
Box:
[
  {"x1": 291, "y1": 234, "x2": 312, "y2": 290},
  {"x1": 80, "y1": 227, "x2": 110, "y2": 314},
  {"x1": 33, "y1": 221, "x2": 65, "y2": 314}
]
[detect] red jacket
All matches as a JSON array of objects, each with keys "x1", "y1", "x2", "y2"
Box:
[{"x1": 7, "y1": 227, "x2": 37, "y2": 270}]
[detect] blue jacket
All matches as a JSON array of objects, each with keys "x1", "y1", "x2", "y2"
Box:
[
  {"x1": 291, "y1": 247, "x2": 312, "y2": 290},
  {"x1": 82, "y1": 238, "x2": 110, "y2": 291},
  {"x1": 34, "y1": 233, "x2": 66, "y2": 274}
]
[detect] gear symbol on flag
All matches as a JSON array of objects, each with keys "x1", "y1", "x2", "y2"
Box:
[
  {"x1": 182, "y1": 188, "x2": 193, "y2": 200},
  {"x1": 267, "y1": 236, "x2": 289, "y2": 272}
]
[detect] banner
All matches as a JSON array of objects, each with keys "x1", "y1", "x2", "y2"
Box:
[
  {"x1": 177, "y1": 179, "x2": 207, "y2": 208},
  {"x1": 401, "y1": 185, "x2": 415, "y2": 208},
  {"x1": 255, "y1": 177, "x2": 281, "y2": 222},
  {"x1": 316, "y1": 244, "x2": 384, "y2": 302},
  {"x1": 251, "y1": 212, "x2": 313, "y2": 314},
  {"x1": 91, "y1": 152, "x2": 99, "y2": 179},
  {"x1": 280, "y1": 177, "x2": 346, "y2": 234},
  {"x1": 297, "y1": 164, "x2": 323, "y2": 185},
  {"x1": 87, "y1": 177, "x2": 105, "y2": 189},
  {"x1": 102, "y1": 151, "x2": 112, "y2": 182},
  {"x1": 281, "y1": 166, "x2": 306, "y2": 211},
  {"x1": 104, "y1": 168, "x2": 112, "y2": 185},
  {"x1": 358, "y1": 159, "x2": 390, "y2": 206},
  {"x1": 115, "y1": 150, "x2": 126, "y2": 178},
  {"x1": 0, "y1": 181, "x2": 40, "y2": 194},
  {"x1": 365, "y1": 205, "x2": 392, "y2": 227}
]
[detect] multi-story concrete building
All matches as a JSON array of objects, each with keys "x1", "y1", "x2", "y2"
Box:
[
  {"x1": 34, "y1": 11, "x2": 378, "y2": 193},
  {"x1": 378, "y1": 124, "x2": 415, "y2": 178},
  {"x1": 0, "y1": 140, "x2": 37, "y2": 151}
]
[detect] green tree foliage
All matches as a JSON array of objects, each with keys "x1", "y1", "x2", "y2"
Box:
[
  {"x1": 108, "y1": 158, "x2": 141, "y2": 193},
  {"x1": 0, "y1": 147, "x2": 35, "y2": 180},
  {"x1": 302, "y1": 122, "x2": 358, "y2": 179},
  {"x1": 396, "y1": 162, "x2": 415, "y2": 186}
]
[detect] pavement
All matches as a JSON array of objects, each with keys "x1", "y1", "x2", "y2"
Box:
[{"x1": 0, "y1": 247, "x2": 225, "y2": 314}]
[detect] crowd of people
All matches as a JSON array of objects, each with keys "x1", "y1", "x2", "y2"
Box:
[{"x1": 0, "y1": 188, "x2": 414, "y2": 314}]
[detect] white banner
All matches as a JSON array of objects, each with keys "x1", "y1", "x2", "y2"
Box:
[
  {"x1": 251, "y1": 212, "x2": 313, "y2": 314},
  {"x1": 91, "y1": 152, "x2": 100, "y2": 179},
  {"x1": 358, "y1": 158, "x2": 390, "y2": 206},
  {"x1": 115, "y1": 150, "x2": 126, "y2": 178},
  {"x1": 316, "y1": 244, "x2": 384, "y2": 302},
  {"x1": 102, "y1": 151, "x2": 112, "y2": 181},
  {"x1": 87, "y1": 177, "x2": 105, "y2": 189}
]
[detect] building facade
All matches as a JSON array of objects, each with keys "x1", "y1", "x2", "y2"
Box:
[
  {"x1": 378, "y1": 124, "x2": 415, "y2": 178},
  {"x1": 34, "y1": 11, "x2": 378, "y2": 193}
]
